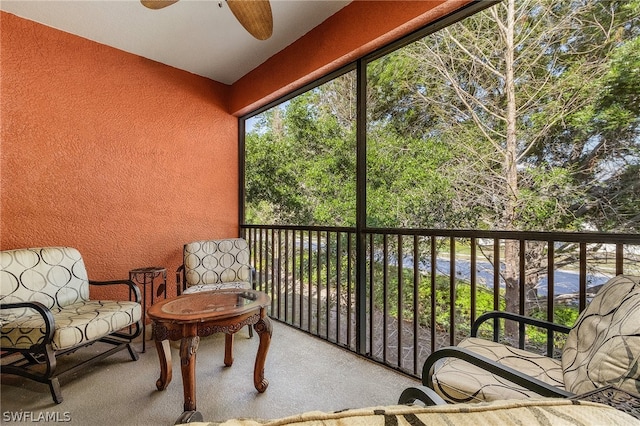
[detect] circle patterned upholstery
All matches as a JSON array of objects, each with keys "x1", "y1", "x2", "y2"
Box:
[
  {"x1": 1, "y1": 247, "x2": 89, "y2": 309},
  {"x1": 184, "y1": 239, "x2": 251, "y2": 288}
]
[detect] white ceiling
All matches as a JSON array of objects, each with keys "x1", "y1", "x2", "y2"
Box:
[{"x1": 0, "y1": 0, "x2": 351, "y2": 85}]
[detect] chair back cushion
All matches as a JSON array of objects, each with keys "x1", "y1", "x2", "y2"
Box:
[
  {"x1": 0, "y1": 247, "x2": 90, "y2": 309},
  {"x1": 183, "y1": 239, "x2": 251, "y2": 288},
  {"x1": 562, "y1": 275, "x2": 640, "y2": 395}
]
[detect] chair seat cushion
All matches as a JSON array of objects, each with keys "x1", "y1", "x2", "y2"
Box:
[
  {"x1": 183, "y1": 281, "x2": 252, "y2": 294},
  {"x1": 0, "y1": 300, "x2": 142, "y2": 350},
  {"x1": 431, "y1": 337, "x2": 565, "y2": 402}
]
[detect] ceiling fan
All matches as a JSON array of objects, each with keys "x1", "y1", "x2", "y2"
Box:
[{"x1": 140, "y1": 0, "x2": 273, "y2": 40}]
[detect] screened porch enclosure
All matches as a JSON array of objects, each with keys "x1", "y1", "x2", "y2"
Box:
[{"x1": 239, "y1": 0, "x2": 640, "y2": 382}]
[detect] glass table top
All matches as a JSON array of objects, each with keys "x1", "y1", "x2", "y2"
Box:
[{"x1": 148, "y1": 289, "x2": 269, "y2": 321}]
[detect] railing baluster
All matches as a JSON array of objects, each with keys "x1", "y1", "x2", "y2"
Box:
[
  {"x1": 413, "y1": 235, "x2": 419, "y2": 375},
  {"x1": 260, "y1": 229, "x2": 265, "y2": 294},
  {"x1": 252, "y1": 228, "x2": 257, "y2": 289},
  {"x1": 519, "y1": 239, "x2": 526, "y2": 349},
  {"x1": 383, "y1": 233, "x2": 388, "y2": 363},
  {"x1": 369, "y1": 233, "x2": 374, "y2": 356},
  {"x1": 284, "y1": 229, "x2": 289, "y2": 323},
  {"x1": 547, "y1": 241, "x2": 555, "y2": 357},
  {"x1": 616, "y1": 243, "x2": 624, "y2": 275},
  {"x1": 398, "y1": 234, "x2": 403, "y2": 368},
  {"x1": 326, "y1": 231, "x2": 331, "y2": 341},
  {"x1": 579, "y1": 242, "x2": 587, "y2": 312},
  {"x1": 336, "y1": 231, "x2": 342, "y2": 345},
  {"x1": 347, "y1": 233, "x2": 353, "y2": 349},
  {"x1": 430, "y1": 236, "x2": 436, "y2": 353},
  {"x1": 449, "y1": 236, "x2": 456, "y2": 346},
  {"x1": 257, "y1": 228, "x2": 262, "y2": 292},
  {"x1": 470, "y1": 237, "x2": 477, "y2": 326},
  {"x1": 291, "y1": 229, "x2": 296, "y2": 326},
  {"x1": 277, "y1": 229, "x2": 282, "y2": 318},
  {"x1": 493, "y1": 238, "x2": 500, "y2": 342},
  {"x1": 316, "y1": 230, "x2": 322, "y2": 336},
  {"x1": 299, "y1": 230, "x2": 305, "y2": 329},
  {"x1": 307, "y1": 229, "x2": 312, "y2": 332}
]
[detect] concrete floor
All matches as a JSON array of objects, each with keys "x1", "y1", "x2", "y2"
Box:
[{"x1": 1, "y1": 321, "x2": 419, "y2": 425}]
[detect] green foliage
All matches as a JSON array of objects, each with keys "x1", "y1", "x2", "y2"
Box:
[
  {"x1": 245, "y1": 125, "x2": 313, "y2": 224},
  {"x1": 516, "y1": 166, "x2": 584, "y2": 231},
  {"x1": 366, "y1": 131, "x2": 458, "y2": 228},
  {"x1": 245, "y1": 76, "x2": 357, "y2": 226},
  {"x1": 366, "y1": 258, "x2": 580, "y2": 347},
  {"x1": 598, "y1": 7, "x2": 640, "y2": 116},
  {"x1": 530, "y1": 306, "x2": 579, "y2": 327},
  {"x1": 526, "y1": 306, "x2": 579, "y2": 349},
  {"x1": 368, "y1": 260, "x2": 504, "y2": 340}
]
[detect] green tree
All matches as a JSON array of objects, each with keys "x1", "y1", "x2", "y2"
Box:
[
  {"x1": 366, "y1": 0, "x2": 639, "y2": 319},
  {"x1": 245, "y1": 72, "x2": 357, "y2": 226}
]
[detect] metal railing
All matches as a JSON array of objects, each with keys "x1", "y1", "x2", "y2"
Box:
[{"x1": 242, "y1": 225, "x2": 640, "y2": 378}]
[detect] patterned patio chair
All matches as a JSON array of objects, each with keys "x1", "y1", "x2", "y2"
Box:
[
  {"x1": 0, "y1": 247, "x2": 142, "y2": 403},
  {"x1": 176, "y1": 238, "x2": 254, "y2": 336},
  {"x1": 177, "y1": 238, "x2": 253, "y2": 295},
  {"x1": 400, "y1": 274, "x2": 640, "y2": 405}
]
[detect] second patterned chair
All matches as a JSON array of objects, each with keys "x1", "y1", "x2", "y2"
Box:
[
  {"x1": 176, "y1": 238, "x2": 255, "y2": 337},
  {"x1": 177, "y1": 238, "x2": 253, "y2": 295}
]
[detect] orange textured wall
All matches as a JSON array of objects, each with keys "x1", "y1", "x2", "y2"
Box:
[
  {"x1": 0, "y1": 12, "x2": 237, "y2": 299},
  {"x1": 229, "y1": 0, "x2": 473, "y2": 116}
]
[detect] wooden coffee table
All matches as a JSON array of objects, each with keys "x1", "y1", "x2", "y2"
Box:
[{"x1": 147, "y1": 289, "x2": 272, "y2": 414}]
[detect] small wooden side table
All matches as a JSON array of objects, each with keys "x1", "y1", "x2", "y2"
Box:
[{"x1": 129, "y1": 266, "x2": 167, "y2": 352}]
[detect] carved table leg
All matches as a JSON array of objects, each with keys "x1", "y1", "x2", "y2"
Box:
[
  {"x1": 253, "y1": 314, "x2": 272, "y2": 393},
  {"x1": 224, "y1": 333, "x2": 234, "y2": 367},
  {"x1": 180, "y1": 335, "x2": 200, "y2": 412},
  {"x1": 155, "y1": 339, "x2": 172, "y2": 391}
]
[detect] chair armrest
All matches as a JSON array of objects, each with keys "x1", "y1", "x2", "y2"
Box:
[
  {"x1": 0, "y1": 301, "x2": 56, "y2": 347},
  {"x1": 471, "y1": 311, "x2": 572, "y2": 337},
  {"x1": 422, "y1": 346, "x2": 573, "y2": 399},
  {"x1": 398, "y1": 385, "x2": 447, "y2": 406},
  {"x1": 176, "y1": 264, "x2": 185, "y2": 296},
  {"x1": 472, "y1": 311, "x2": 572, "y2": 356},
  {"x1": 89, "y1": 279, "x2": 141, "y2": 303}
]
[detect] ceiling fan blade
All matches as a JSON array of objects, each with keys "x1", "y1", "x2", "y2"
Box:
[
  {"x1": 227, "y1": 0, "x2": 273, "y2": 41},
  {"x1": 140, "y1": 0, "x2": 179, "y2": 10}
]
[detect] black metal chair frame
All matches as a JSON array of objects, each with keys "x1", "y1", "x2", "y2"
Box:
[{"x1": 0, "y1": 280, "x2": 142, "y2": 404}]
